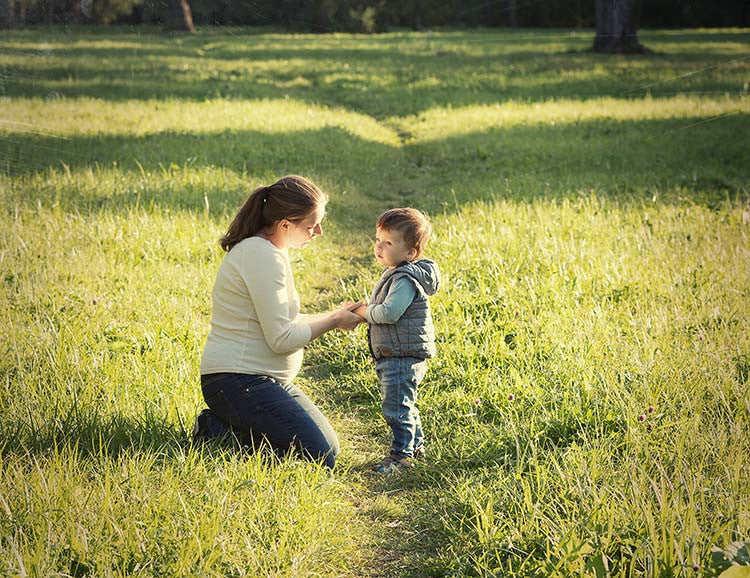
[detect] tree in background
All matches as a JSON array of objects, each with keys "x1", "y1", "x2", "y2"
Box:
[
  {"x1": 1, "y1": 0, "x2": 40, "y2": 26},
  {"x1": 0, "y1": 0, "x2": 14, "y2": 27},
  {"x1": 3, "y1": 0, "x2": 746, "y2": 29},
  {"x1": 85, "y1": 0, "x2": 142, "y2": 24},
  {"x1": 506, "y1": 0, "x2": 517, "y2": 28},
  {"x1": 167, "y1": 0, "x2": 195, "y2": 31},
  {"x1": 593, "y1": 0, "x2": 648, "y2": 53}
]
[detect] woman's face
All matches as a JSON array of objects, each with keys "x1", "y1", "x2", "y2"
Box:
[{"x1": 288, "y1": 204, "x2": 325, "y2": 249}]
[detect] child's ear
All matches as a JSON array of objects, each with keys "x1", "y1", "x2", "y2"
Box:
[{"x1": 407, "y1": 247, "x2": 419, "y2": 260}]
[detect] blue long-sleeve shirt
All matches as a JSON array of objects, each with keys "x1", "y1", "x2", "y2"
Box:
[{"x1": 364, "y1": 277, "x2": 416, "y2": 324}]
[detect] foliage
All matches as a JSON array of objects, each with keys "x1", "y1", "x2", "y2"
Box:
[
  {"x1": 1, "y1": 27, "x2": 749, "y2": 576},
  {"x1": 88, "y1": 0, "x2": 143, "y2": 24},
  {"x1": 10, "y1": 0, "x2": 750, "y2": 28}
]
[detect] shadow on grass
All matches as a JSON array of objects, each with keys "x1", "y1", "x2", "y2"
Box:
[
  {"x1": 2, "y1": 29, "x2": 746, "y2": 116},
  {"x1": 3, "y1": 115, "x2": 748, "y2": 222},
  {"x1": 0, "y1": 405, "x2": 192, "y2": 460}
]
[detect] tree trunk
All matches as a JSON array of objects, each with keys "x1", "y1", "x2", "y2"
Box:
[
  {"x1": 179, "y1": 0, "x2": 196, "y2": 32},
  {"x1": 18, "y1": 0, "x2": 27, "y2": 24},
  {"x1": 593, "y1": 0, "x2": 648, "y2": 54},
  {"x1": 0, "y1": 0, "x2": 14, "y2": 28},
  {"x1": 409, "y1": 0, "x2": 423, "y2": 30},
  {"x1": 506, "y1": 0, "x2": 518, "y2": 28},
  {"x1": 67, "y1": 0, "x2": 83, "y2": 23},
  {"x1": 168, "y1": 0, "x2": 196, "y2": 32}
]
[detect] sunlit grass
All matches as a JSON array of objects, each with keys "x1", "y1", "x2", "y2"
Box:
[
  {"x1": 2, "y1": 28, "x2": 748, "y2": 114},
  {"x1": 1, "y1": 26, "x2": 749, "y2": 576},
  {"x1": 0, "y1": 98, "x2": 401, "y2": 143},
  {"x1": 0, "y1": 447, "x2": 360, "y2": 576},
  {"x1": 392, "y1": 95, "x2": 749, "y2": 141}
]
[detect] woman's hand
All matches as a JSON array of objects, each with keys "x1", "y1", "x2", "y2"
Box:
[
  {"x1": 341, "y1": 300, "x2": 368, "y2": 319},
  {"x1": 337, "y1": 309, "x2": 364, "y2": 330},
  {"x1": 305, "y1": 302, "x2": 364, "y2": 340},
  {"x1": 336, "y1": 302, "x2": 365, "y2": 330}
]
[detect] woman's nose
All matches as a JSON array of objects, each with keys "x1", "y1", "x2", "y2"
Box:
[{"x1": 314, "y1": 223, "x2": 322, "y2": 236}]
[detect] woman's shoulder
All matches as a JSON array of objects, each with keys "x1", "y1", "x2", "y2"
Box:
[
  {"x1": 233, "y1": 236, "x2": 283, "y2": 254},
  {"x1": 229, "y1": 237, "x2": 287, "y2": 266}
]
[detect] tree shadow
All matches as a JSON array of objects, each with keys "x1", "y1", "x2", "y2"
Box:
[
  {"x1": 403, "y1": 114, "x2": 750, "y2": 209},
  {"x1": 3, "y1": 115, "x2": 747, "y2": 223},
  {"x1": 2, "y1": 29, "x2": 746, "y2": 117}
]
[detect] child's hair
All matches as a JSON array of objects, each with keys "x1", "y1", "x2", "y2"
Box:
[
  {"x1": 220, "y1": 175, "x2": 327, "y2": 251},
  {"x1": 376, "y1": 207, "x2": 432, "y2": 259}
]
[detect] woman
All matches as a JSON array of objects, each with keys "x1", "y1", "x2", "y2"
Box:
[{"x1": 194, "y1": 175, "x2": 363, "y2": 468}]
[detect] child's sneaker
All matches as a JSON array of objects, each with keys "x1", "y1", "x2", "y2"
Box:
[
  {"x1": 372, "y1": 454, "x2": 414, "y2": 474},
  {"x1": 191, "y1": 409, "x2": 230, "y2": 443}
]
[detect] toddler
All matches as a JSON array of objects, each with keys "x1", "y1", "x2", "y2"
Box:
[{"x1": 353, "y1": 208, "x2": 440, "y2": 474}]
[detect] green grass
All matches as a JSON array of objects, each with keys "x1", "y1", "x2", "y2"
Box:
[{"x1": 1, "y1": 27, "x2": 749, "y2": 576}]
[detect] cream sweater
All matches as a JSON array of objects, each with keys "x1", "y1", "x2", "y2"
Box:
[{"x1": 200, "y1": 236, "x2": 312, "y2": 384}]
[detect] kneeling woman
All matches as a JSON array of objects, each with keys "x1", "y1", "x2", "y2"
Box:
[{"x1": 195, "y1": 175, "x2": 362, "y2": 468}]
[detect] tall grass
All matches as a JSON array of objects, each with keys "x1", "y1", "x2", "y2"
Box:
[{"x1": 1, "y1": 27, "x2": 749, "y2": 576}]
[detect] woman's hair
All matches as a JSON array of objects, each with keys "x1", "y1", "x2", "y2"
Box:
[
  {"x1": 220, "y1": 175, "x2": 327, "y2": 252},
  {"x1": 376, "y1": 207, "x2": 432, "y2": 259}
]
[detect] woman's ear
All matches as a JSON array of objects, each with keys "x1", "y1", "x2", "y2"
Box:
[{"x1": 280, "y1": 219, "x2": 291, "y2": 231}]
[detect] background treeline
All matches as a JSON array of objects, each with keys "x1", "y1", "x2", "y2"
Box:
[{"x1": 2, "y1": 0, "x2": 749, "y2": 30}]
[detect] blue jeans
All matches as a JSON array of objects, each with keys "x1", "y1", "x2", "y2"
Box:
[
  {"x1": 201, "y1": 373, "x2": 339, "y2": 468},
  {"x1": 375, "y1": 357, "x2": 427, "y2": 459}
]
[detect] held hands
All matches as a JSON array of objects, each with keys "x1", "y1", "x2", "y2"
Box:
[
  {"x1": 342, "y1": 301, "x2": 368, "y2": 319},
  {"x1": 353, "y1": 303, "x2": 368, "y2": 318},
  {"x1": 337, "y1": 301, "x2": 366, "y2": 330}
]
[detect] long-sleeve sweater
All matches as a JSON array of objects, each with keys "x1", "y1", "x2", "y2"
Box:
[
  {"x1": 364, "y1": 277, "x2": 416, "y2": 324},
  {"x1": 200, "y1": 236, "x2": 312, "y2": 384}
]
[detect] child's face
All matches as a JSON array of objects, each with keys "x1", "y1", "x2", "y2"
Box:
[{"x1": 374, "y1": 226, "x2": 417, "y2": 268}]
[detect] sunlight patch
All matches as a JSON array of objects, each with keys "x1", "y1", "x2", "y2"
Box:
[{"x1": 393, "y1": 96, "x2": 749, "y2": 142}]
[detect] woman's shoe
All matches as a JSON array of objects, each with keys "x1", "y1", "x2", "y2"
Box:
[{"x1": 191, "y1": 409, "x2": 230, "y2": 443}]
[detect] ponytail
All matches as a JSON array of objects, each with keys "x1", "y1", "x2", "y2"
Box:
[{"x1": 220, "y1": 176, "x2": 327, "y2": 252}]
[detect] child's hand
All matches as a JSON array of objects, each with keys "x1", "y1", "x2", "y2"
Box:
[
  {"x1": 341, "y1": 300, "x2": 368, "y2": 319},
  {"x1": 352, "y1": 303, "x2": 368, "y2": 318}
]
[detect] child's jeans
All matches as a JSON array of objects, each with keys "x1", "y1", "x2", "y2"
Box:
[{"x1": 375, "y1": 356, "x2": 427, "y2": 459}]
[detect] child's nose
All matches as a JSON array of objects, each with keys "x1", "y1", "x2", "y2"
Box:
[{"x1": 314, "y1": 223, "x2": 322, "y2": 236}]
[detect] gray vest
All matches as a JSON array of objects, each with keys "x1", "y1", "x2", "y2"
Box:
[{"x1": 368, "y1": 265, "x2": 436, "y2": 360}]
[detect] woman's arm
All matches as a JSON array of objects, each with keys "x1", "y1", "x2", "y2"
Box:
[
  {"x1": 304, "y1": 304, "x2": 364, "y2": 340},
  {"x1": 239, "y1": 243, "x2": 364, "y2": 351},
  {"x1": 238, "y1": 246, "x2": 315, "y2": 354}
]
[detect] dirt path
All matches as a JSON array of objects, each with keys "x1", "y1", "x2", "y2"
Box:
[{"x1": 335, "y1": 413, "x2": 436, "y2": 577}]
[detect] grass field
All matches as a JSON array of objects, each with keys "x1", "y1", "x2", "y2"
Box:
[{"x1": 1, "y1": 26, "x2": 749, "y2": 576}]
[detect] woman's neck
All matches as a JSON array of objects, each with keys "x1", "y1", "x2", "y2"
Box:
[{"x1": 257, "y1": 228, "x2": 287, "y2": 249}]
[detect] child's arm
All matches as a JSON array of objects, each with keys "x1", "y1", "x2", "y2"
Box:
[
  {"x1": 352, "y1": 303, "x2": 368, "y2": 318},
  {"x1": 365, "y1": 278, "x2": 417, "y2": 324},
  {"x1": 340, "y1": 301, "x2": 368, "y2": 319}
]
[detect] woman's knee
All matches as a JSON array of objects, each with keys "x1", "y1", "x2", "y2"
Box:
[
  {"x1": 300, "y1": 443, "x2": 338, "y2": 468},
  {"x1": 305, "y1": 429, "x2": 339, "y2": 468}
]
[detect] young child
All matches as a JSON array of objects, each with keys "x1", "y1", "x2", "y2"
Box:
[{"x1": 353, "y1": 208, "x2": 440, "y2": 474}]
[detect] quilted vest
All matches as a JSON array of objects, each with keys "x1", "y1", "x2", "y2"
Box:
[{"x1": 367, "y1": 261, "x2": 437, "y2": 360}]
